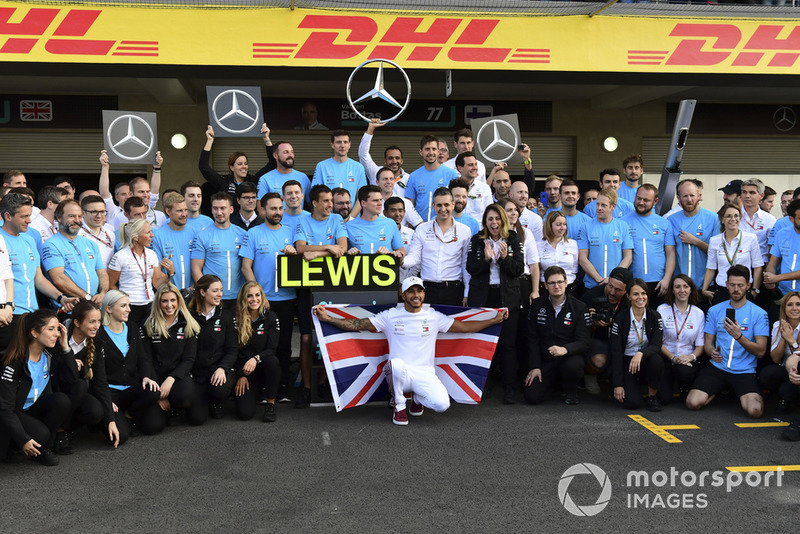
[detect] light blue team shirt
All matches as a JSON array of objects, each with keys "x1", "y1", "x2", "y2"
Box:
[
  {"x1": 105, "y1": 324, "x2": 130, "y2": 390},
  {"x1": 454, "y1": 212, "x2": 480, "y2": 236},
  {"x1": 578, "y1": 218, "x2": 633, "y2": 289},
  {"x1": 405, "y1": 166, "x2": 460, "y2": 222},
  {"x1": 346, "y1": 216, "x2": 404, "y2": 254},
  {"x1": 41, "y1": 233, "x2": 104, "y2": 304},
  {"x1": 282, "y1": 211, "x2": 311, "y2": 237},
  {"x1": 239, "y1": 224, "x2": 296, "y2": 302},
  {"x1": 2, "y1": 229, "x2": 40, "y2": 314},
  {"x1": 295, "y1": 212, "x2": 347, "y2": 246},
  {"x1": 623, "y1": 211, "x2": 675, "y2": 283},
  {"x1": 668, "y1": 208, "x2": 720, "y2": 288},
  {"x1": 770, "y1": 225, "x2": 800, "y2": 294},
  {"x1": 191, "y1": 225, "x2": 247, "y2": 300},
  {"x1": 185, "y1": 215, "x2": 213, "y2": 233},
  {"x1": 312, "y1": 158, "x2": 367, "y2": 204},
  {"x1": 583, "y1": 197, "x2": 635, "y2": 219},
  {"x1": 24, "y1": 353, "x2": 49, "y2": 410},
  {"x1": 545, "y1": 208, "x2": 591, "y2": 241},
  {"x1": 705, "y1": 301, "x2": 769, "y2": 374},
  {"x1": 258, "y1": 169, "x2": 312, "y2": 203},
  {"x1": 617, "y1": 182, "x2": 638, "y2": 204},
  {"x1": 152, "y1": 225, "x2": 197, "y2": 290},
  {"x1": 768, "y1": 216, "x2": 791, "y2": 247}
]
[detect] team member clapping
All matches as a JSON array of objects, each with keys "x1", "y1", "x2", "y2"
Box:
[
  {"x1": 233, "y1": 282, "x2": 281, "y2": 422},
  {"x1": 760, "y1": 291, "x2": 800, "y2": 412}
]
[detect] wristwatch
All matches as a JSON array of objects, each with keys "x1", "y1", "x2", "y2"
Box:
[
  {"x1": 254, "y1": 354, "x2": 262, "y2": 363},
  {"x1": 84, "y1": 294, "x2": 92, "y2": 300},
  {"x1": 791, "y1": 342, "x2": 799, "y2": 352},
  {"x1": 56, "y1": 294, "x2": 65, "y2": 304}
]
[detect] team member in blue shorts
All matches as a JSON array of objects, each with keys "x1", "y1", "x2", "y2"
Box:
[
  {"x1": 191, "y1": 192, "x2": 247, "y2": 314},
  {"x1": 312, "y1": 130, "x2": 367, "y2": 218},
  {"x1": 578, "y1": 188, "x2": 633, "y2": 290},
  {"x1": 405, "y1": 135, "x2": 460, "y2": 222},
  {"x1": 346, "y1": 185, "x2": 405, "y2": 257},
  {"x1": 240, "y1": 193, "x2": 303, "y2": 406},
  {"x1": 669, "y1": 179, "x2": 720, "y2": 291},
  {"x1": 687, "y1": 265, "x2": 769, "y2": 418},
  {"x1": 152, "y1": 193, "x2": 197, "y2": 291}
]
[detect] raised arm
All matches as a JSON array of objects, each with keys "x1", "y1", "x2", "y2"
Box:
[
  {"x1": 448, "y1": 309, "x2": 507, "y2": 333},
  {"x1": 313, "y1": 305, "x2": 377, "y2": 332}
]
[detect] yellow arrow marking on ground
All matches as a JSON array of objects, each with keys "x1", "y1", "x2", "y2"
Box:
[{"x1": 628, "y1": 414, "x2": 700, "y2": 443}]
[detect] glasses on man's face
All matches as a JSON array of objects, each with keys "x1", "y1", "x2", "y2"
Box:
[
  {"x1": 240, "y1": 196, "x2": 258, "y2": 202},
  {"x1": 84, "y1": 210, "x2": 107, "y2": 216},
  {"x1": 546, "y1": 279, "x2": 567, "y2": 287}
]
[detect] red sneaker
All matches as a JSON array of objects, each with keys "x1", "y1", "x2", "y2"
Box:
[
  {"x1": 409, "y1": 400, "x2": 424, "y2": 416},
  {"x1": 393, "y1": 408, "x2": 409, "y2": 426}
]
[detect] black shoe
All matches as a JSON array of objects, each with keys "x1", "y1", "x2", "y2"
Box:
[
  {"x1": 257, "y1": 387, "x2": 269, "y2": 405},
  {"x1": 209, "y1": 402, "x2": 225, "y2": 419},
  {"x1": 262, "y1": 403, "x2": 277, "y2": 423},
  {"x1": 776, "y1": 399, "x2": 790, "y2": 414},
  {"x1": 277, "y1": 384, "x2": 292, "y2": 403},
  {"x1": 317, "y1": 383, "x2": 331, "y2": 400},
  {"x1": 167, "y1": 410, "x2": 182, "y2": 427},
  {"x1": 35, "y1": 448, "x2": 59, "y2": 466},
  {"x1": 564, "y1": 391, "x2": 580, "y2": 405},
  {"x1": 3, "y1": 448, "x2": 25, "y2": 464},
  {"x1": 127, "y1": 418, "x2": 141, "y2": 438},
  {"x1": 295, "y1": 388, "x2": 312, "y2": 409},
  {"x1": 646, "y1": 395, "x2": 663, "y2": 412},
  {"x1": 54, "y1": 432, "x2": 74, "y2": 455},
  {"x1": 782, "y1": 419, "x2": 800, "y2": 441},
  {"x1": 502, "y1": 386, "x2": 516, "y2": 405}
]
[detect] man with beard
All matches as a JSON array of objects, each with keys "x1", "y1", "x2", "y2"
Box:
[
  {"x1": 668, "y1": 179, "x2": 719, "y2": 290},
  {"x1": 240, "y1": 193, "x2": 300, "y2": 405},
  {"x1": 579, "y1": 189, "x2": 632, "y2": 290},
  {"x1": 556, "y1": 179, "x2": 591, "y2": 241},
  {"x1": 41, "y1": 199, "x2": 108, "y2": 307},
  {"x1": 405, "y1": 135, "x2": 459, "y2": 222},
  {"x1": 359, "y1": 119, "x2": 409, "y2": 191},
  {"x1": 257, "y1": 141, "x2": 311, "y2": 205},
  {"x1": 623, "y1": 184, "x2": 675, "y2": 302},
  {"x1": 455, "y1": 151, "x2": 492, "y2": 222},
  {"x1": 332, "y1": 188, "x2": 353, "y2": 223},
  {"x1": 617, "y1": 154, "x2": 644, "y2": 204},
  {"x1": 687, "y1": 265, "x2": 768, "y2": 418},
  {"x1": 448, "y1": 179, "x2": 480, "y2": 236}
]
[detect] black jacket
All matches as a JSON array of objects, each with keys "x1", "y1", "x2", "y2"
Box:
[
  {"x1": 96, "y1": 324, "x2": 155, "y2": 388},
  {"x1": 0, "y1": 347, "x2": 73, "y2": 447},
  {"x1": 139, "y1": 314, "x2": 198, "y2": 382},
  {"x1": 198, "y1": 146, "x2": 273, "y2": 216},
  {"x1": 192, "y1": 306, "x2": 237, "y2": 381},
  {"x1": 610, "y1": 305, "x2": 664, "y2": 388},
  {"x1": 235, "y1": 311, "x2": 280, "y2": 378},
  {"x1": 527, "y1": 295, "x2": 592, "y2": 370},
  {"x1": 230, "y1": 210, "x2": 264, "y2": 231},
  {"x1": 54, "y1": 342, "x2": 116, "y2": 427},
  {"x1": 466, "y1": 230, "x2": 525, "y2": 310},
  {"x1": 580, "y1": 283, "x2": 628, "y2": 342}
]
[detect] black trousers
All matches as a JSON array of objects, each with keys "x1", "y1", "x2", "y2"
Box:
[
  {"x1": 0, "y1": 314, "x2": 20, "y2": 354},
  {"x1": 187, "y1": 369, "x2": 235, "y2": 425},
  {"x1": 271, "y1": 298, "x2": 298, "y2": 386},
  {"x1": 110, "y1": 384, "x2": 161, "y2": 436},
  {"x1": 128, "y1": 304, "x2": 151, "y2": 328},
  {"x1": 234, "y1": 355, "x2": 281, "y2": 420},
  {"x1": 142, "y1": 377, "x2": 196, "y2": 434},
  {"x1": 486, "y1": 286, "x2": 519, "y2": 389},
  {"x1": 61, "y1": 379, "x2": 102, "y2": 430},
  {"x1": 3, "y1": 392, "x2": 71, "y2": 452},
  {"x1": 619, "y1": 353, "x2": 664, "y2": 409},
  {"x1": 657, "y1": 360, "x2": 701, "y2": 405},
  {"x1": 422, "y1": 281, "x2": 464, "y2": 306},
  {"x1": 524, "y1": 354, "x2": 584, "y2": 404}
]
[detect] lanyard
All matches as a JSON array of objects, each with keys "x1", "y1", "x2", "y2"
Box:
[
  {"x1": 632, "y1": 316, "x2": 646, "y2": 349},
  {"x1": 671, "y1": 304, "x2": 692, "y2": 338},
  {"x1": 721, "y1": 232, "x2": 743, "y2": 266},
  {"x1": 82, "y1": 225, "x2": 113, "y2": 248},
  {"x1": 132, "y1": 249, "x2": 151, "y2": 300},
  {"x1": 433, "y1": 220, "x2": 457, "y2": 243}
]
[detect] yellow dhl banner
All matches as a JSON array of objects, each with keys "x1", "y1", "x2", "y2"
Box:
[{"x1": 1, "y1": 1, "x2": 800, "y2": 73}]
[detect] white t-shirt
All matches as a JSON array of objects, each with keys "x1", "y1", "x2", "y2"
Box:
[
  {"x1": 538, "y1": 238, "x2": 579, "y2": 284},
  {"x1": 369, "y1": 305, "x2": 454, "y2": 369},
  {"x1": 108, "y1": 247, "x2": 160, "y2": 306},
  {"x1": 521, "y1": 227, "x2": 540, "y2": 276},
  {"x1": 519, "y1": 208, "x2": 543, "y2": 242},
  {"x1": 79, "y1": 224, "x2": 116, "y2": 267},
  {"x1": 29, "y1": 214, "x2": 58, "y2": 244},
  {"x1": 657, "y1": 303, "x2": 705, "y2": 358}
]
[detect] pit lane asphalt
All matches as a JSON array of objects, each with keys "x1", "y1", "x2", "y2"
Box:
[{"x1": 2, "y1": 380, "x2": 796, "y2": 533}]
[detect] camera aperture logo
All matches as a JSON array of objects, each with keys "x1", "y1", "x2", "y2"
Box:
[{"x1": 558, "y1": 463, "x2": 612, "y2": 517}]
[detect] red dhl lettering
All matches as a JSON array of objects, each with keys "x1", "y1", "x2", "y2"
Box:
[{"x1": 0, "y1": 7, "x2": 157, "y2": 57}]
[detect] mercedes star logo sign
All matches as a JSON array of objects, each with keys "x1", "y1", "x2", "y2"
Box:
[
  {"x1": 346, "y1": 58, "x2": 411, "y2": 123},
  {"x1": 773, "y1": 106, "x2": 796, "y2": 132},
  {"x1": 107, "y1": 115, "x2": 155, "y2": 161},
  {"x1": 476, "y1": 119, "x2": 519, "y2": 163},
  {"x1": 212, "y1": 89, "x2": 260, "y2": 135}
]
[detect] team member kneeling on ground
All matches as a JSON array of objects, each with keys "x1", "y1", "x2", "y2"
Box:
[
  {"x1": 524, "y1": 266, "x2": 591, "y2": 405},
  {"x1": 234, "y1": 281, "x2": 281, "y2": 422},
  {"x1": 97, "y1": 290, "x2": 162, "y2": 435},
  {"x1": 0, "y1": 310, "x2": 72, "y2": 466},
  {"x1": 610, "y1": 278, "x2": 665, "y2": 412},
  {"x1": 57, "y1": 300, "x2": 122, "y2": 452},
  {"x1": 187, "y1": 274, "x2": 237, "y2": 424},
  {"x1": 314, "y1": 277, "x2": 507, "y2": 426},
  {"x1": 140, "y1": 283, "x2": 200, "y2": 431}
]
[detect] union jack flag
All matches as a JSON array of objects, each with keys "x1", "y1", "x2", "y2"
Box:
[
  {"x1": 20, "y1": 100, "x2": 52, "y2": 122},
  {"x1": 313, "y1": 304, "x2": 502, "y2": 412}
]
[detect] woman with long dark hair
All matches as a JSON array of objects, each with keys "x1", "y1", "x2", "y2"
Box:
[{"x1": 0, "y1": 310, "x2": 71, "y2": 466}]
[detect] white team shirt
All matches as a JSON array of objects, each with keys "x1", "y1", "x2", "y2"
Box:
[
  {"x1": 464, "y1": 180, "x2": 493, "y2": 223},
  {"x1": 706, "y1": 231, "x2": 763, "y2": 286},
  {"x1": 399, "y1": 226, "x2": 415, "y2": 280},
  {"x1": 521, "y1": 227, "x2": 540, "y2": 276},
  {"x1": 29, "y1": 214, "x2": 58, "y2": 244},
  {"x1": 110, "y1": 207, "x2": 167, "y2": 231},
  {"x1": 538, "y1": 238, "x2": 579, "y2": 283},
  {"x1": 369, "y1": 305, "x2": 455, "y2": 369},
  {"x1": 657, "y1": 303, "x2": 705, "y2": 358},
  {"x1": 108, "y1": 247, "x2": 160, "y2": 306},
  {"x1": 519, "y1": 208, "x2": 544, "y2": 242},
  {"x1": 79, "y1": 223, "x2": 116, "y2": 267},
  {"x1": 443, "y1": 157, "x2": 487, "y2": 183},
  {"x1": 740, "y1": 207, "x2": 776, "y2": 264},
  {"x1": 403, "y1": 220, "x2": 471, "y2": 296}
]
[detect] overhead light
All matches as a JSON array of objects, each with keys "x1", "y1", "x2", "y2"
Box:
[
  {"x1": 171, "y1": 133, "x2": 188, "y2": 150},
  {"x1": 602, "y1": 136, "x2": 618, "y2": 152}
]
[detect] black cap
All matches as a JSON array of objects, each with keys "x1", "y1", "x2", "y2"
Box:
[
  {"x1": 719, "y1": 179, "x2": 743, "y2": 195},
  {"x1": 608, "y1": 267, "x2": 633, "y2": 286}
]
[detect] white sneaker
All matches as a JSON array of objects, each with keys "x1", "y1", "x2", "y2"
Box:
[{"x1": 584, "y1": 374, "x2": 600, "y2": 395}]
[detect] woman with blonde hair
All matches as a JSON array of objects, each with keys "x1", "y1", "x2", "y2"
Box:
[
  {"x1": 539, "y1": 210, "x2": 579, "y2": 295},
  {"x1": 140, "y1": 283, "x2": 200, "y2": 430},
  {"x1": 233, "y1": 281, "x2": 280, "y2": 422},
  {"x1": 108, "y1": 218, "x2": 173, "y2": 326}
]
